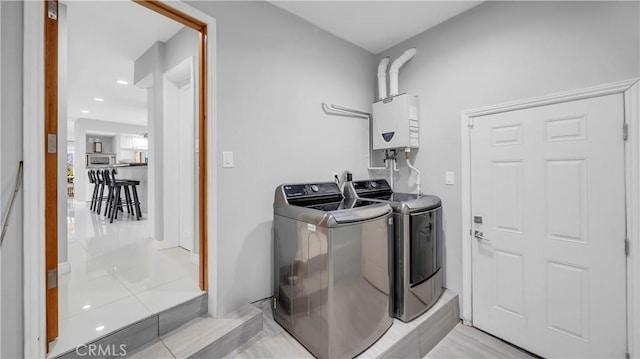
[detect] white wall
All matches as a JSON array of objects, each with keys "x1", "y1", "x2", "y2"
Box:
[
  {"x1": 134, "y1": 28, "x2": 199, "y2": 247},
  {"x1": 0, "y1": 1, "x2": 23, "y2": 357},
  {"x1": 164, "y1": 30, "x2": 199, "y2": 253},
  {"x1": 164, "y1": 27, "x2": 199, "y2": 76},
  {"x1": 188, "y1": 0, "x2": 377, "y2": 315},
  {"x1": 376, "y1": 1, "x2": 640, "y2": 310}
]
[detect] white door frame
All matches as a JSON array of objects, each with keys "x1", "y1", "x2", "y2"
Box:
[
  {"x1": 22, "y1": 2, "x2": 219, "y2": 357},
  {"x1": 460, "y1": 78, "x2": 640, "y2": 357},
  {"x1": 162, "y1": 56, "x2": 196, "y2": 252},
  {"x1": 0, "y1": 0, "x2": 3, "y2": 354}
]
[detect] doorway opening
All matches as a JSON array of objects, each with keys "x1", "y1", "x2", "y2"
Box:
[{"x1": 44, "y1": 0, "x2": 210, "y2": 356}]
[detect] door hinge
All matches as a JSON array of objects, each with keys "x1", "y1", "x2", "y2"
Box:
[
  {"x1": 47, "y1": 268, "x2": 57, "y2": 289},
  {"x1": 625, "y1": 238, "x2": 630, "y2": 256},
  {"x1": 468, "y1": 117, "x2": 474, "y2": 128},
  {"x1": 273, "y1": 298, "x2": 277, "y2": 309},
  {"x1": 47, "y1": 1, "x2": 58, "y2": 20},
  {"x1": 47, "y1": 134, "x2": 57, "y2": 154},
  {"x1": 623, "y1": 123, "x2": 629, "y2": 141}
]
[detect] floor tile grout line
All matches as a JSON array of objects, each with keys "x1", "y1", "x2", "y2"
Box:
[
  {"x1": 108, "y1": 269, "x2": 139, "y2": 297},
  {"x1": 58, "y1": 291, "x2": 138, "y2": 322},
  {"x1": 133, "y1": 293, "x2": 157, "y2": 314},
  {"x1": 159, "y1": 338, "x2": 177, "y2": 359},
  {"x1": 125, "y1": 272, "x2": 193, "y2": 296}
]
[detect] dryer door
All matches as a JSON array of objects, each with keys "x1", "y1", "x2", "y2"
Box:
[{"x1": 409, "y1": 209, "x2": 440, "y2": 287}]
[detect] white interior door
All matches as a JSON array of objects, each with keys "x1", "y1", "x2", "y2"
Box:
[{"x1": 471, "y1": 94, "x2": 627, "y2": 358}]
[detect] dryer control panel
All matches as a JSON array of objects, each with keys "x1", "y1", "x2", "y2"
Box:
[{"x1": 353, "y1": 179, "x2": 391, "y2": 193}]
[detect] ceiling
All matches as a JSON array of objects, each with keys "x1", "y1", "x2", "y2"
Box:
[
  {"x1": 65, "y1": 1, "x2": 482, "y2": 138},
  {"x1": 269, "y1": 1, "x2": 483, "y2": 54},
  {"x1": 65, "y1": 0, "x2": 183, "y2": 135}
]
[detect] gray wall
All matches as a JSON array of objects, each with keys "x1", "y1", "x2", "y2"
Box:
[
  {"x1": 377, "y1": 1, "x2": 640, "y2": 307},
  {"x1": 188, "y1": 1, "x2": 377, "y2": 315},
  {"x1": 0, "y1": 1, "x2": 24, "y2": 357}
]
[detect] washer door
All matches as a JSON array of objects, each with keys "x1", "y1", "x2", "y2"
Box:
[{"x1": 409, "y1": 209, "x2": 440, "y2": 287}]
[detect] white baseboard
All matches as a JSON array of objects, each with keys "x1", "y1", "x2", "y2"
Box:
[
  {"x1": 58, "y1": 261, "x2": 71, "y2": 274},
  {"x1": 152, "y1": 240, "x2": 171, "y2": 249}
]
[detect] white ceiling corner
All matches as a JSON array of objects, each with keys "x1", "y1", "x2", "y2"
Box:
[{"x1": 269, "y1": 1, "x2": 483, "y2": 54}]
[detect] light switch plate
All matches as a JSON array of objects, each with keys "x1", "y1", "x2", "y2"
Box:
[
  {"x1": 445, "y1": 171, "x2": 455, "y2": 185},
  {"x1": 223, "y1": 151, "x2": 234, "y2": 168}
]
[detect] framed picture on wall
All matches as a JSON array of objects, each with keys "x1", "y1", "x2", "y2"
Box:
[{"x1": 94, "y1": 141, "x2": 102, "y2": 153}]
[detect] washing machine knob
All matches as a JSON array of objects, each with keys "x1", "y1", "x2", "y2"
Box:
[{"x1": 310, "y1": 185, "x2": 319, "y2": 192}]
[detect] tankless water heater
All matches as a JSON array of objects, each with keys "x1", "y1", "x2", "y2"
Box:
[{"x1": 372, "y1": 93, "x2": 419, "y2": 150}]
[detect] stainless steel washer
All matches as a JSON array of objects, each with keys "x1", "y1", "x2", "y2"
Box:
[
  {"x1": 344, "y1": 179, "x2": 443, "y2": 322},
  {"x1": 273, "y1": 182, "x2": 394, "y2": 358}
]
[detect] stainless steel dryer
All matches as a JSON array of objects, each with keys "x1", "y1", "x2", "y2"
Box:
[
  {"x1": 273, "y1": 182, "x2": 394, "y2": 359},
  {"x1": 344, "y1": 179, "x2": 443, "y2": 322}
]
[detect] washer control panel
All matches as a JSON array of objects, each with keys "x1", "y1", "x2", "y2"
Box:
[{"x1": 283, "y1": 182, "x2": 341, "y2": 198}]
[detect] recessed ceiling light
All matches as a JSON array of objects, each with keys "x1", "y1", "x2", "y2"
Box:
[
  {"x1": 96, "y1": 325, "x2": 105, "y2": 331},
  {"x1": 116, "y1": 80, "x2": 129, "y2": 85},
  {"x1": 94, "y1": 97, "x2": 104, "y2": 102},
  {"x1": 82, "y1": 304, "x2": 91, "y2": 310},
  {"x1": 81, "y1": 110, "x2": 89, "y2": 114}
]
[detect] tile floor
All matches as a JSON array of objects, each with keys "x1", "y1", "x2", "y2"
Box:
[
  {"x1": 426, "y1": 324, "x2": 538, "y2": 359},
  {"x1": 129, "y1": 305, "x2": 262, "y2": 358},
  {"x1": 229, "y1": 292, "x2": 533, "y2": 359},
  {"x1": 47, "y1": 200, "x2": 202, "y2": 358}
]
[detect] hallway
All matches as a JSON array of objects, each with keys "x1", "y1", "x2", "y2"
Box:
[{"x1": 48, "y1": 200, "x2": 202, "y2": 358}]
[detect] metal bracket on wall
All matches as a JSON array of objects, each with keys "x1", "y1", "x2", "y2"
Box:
[{"x1": 321, "y1": 102, "x2": 370, "y2": 119}]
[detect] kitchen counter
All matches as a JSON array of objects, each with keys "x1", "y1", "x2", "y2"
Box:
[
  {"x1": 86, "y1": 163, "x2": 148, "y2": 169},
  {"x1": 115, "y1": 163, "x2": 148, "y2": 167}
]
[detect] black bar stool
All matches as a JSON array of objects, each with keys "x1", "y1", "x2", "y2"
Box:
[
  {"x1": 95, "y1": 170, "x2": 107, "y2": 214},
  {"x1": 107, "y1": 169, "x2": 142, "y2": 223},
  {"x1": 88, "y1": 170, "x2": 98, "y2": 211},
  {"x1": 102, "y1": 169, "x2": 116, "y2": 217}
]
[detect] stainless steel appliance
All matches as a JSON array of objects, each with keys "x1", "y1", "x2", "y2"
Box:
[
  {"x1": 273, "y1": 182, "x2": 394, "y2": 358},
  {"x1": 344, "y1": 179, "x2": 443, "y2": 322},
  {"x1": 86, "y1": 153, "x2": 116, "y2": 167}
]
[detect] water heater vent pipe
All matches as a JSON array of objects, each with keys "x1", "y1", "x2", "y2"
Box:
[
  {"x1": 377, "y1": 57, "x2": 390, "y2": 100},
  {"x1": 389, "y1": 48, "x2": 416, "y2": 96}
]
